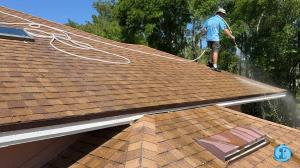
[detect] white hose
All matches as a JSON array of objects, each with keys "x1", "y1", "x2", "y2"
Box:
[
  {"x1": 0, "y1": 21, "x2": 131, "y2": 64},
  {"x1": 0, "y1": 10, "x2": 205, "y2": 64},
  {"x1": 216, "y1": 15, "x2": 233, "y2": 33}
]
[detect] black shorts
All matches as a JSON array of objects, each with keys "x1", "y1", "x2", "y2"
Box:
[{"x1": 207, "y1": 41, "x2": 221, "y2": 52}]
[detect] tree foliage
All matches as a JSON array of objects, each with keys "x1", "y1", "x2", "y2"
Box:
[
  {"x1": 227, "y1": 0, "x2": 300, "y2": 126},
  {"x1": 114, "y1": 0, "x2": 191, "y2": 55},
  {"x1": 67, "y1": 0, "x2": 122, "y2": 41},
  {"x1": 230, "y1": 0, "x2": 299, "y2": 94},
  {"x1": 184, "y1": 0, "x2": 219, "y2": 60}
]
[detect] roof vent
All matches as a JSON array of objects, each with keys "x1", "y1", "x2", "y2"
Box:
[
  {"x1": 197, "y1": 127, "x2": 268, "y2": 162},
  {"x1": 0, "y1": 26, "x2": 34, "y2": 41}
]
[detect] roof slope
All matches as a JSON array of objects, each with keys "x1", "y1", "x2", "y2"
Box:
[
  {"x1": 0, "y1": 6, "x2": 284, "y2": 130},
  {"x1": 44, "y1": 106, "x2": 300, "y2": 168}
]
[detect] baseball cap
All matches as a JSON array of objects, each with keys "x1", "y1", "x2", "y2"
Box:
[{"x1": 216, "y1": 8, "x2": 226, "y2": 14}]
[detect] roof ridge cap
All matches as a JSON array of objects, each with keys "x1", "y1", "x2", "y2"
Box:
[{"x1": 124, "y1": 115, "x2": 159, "y2": 167}]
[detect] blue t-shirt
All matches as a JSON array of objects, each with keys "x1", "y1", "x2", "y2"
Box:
[{"x1": 204, "y1": 15, "x2": 227, "y2": 42}]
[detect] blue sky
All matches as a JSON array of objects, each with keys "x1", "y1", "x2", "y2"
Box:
[{"x1": 0, "y1": 0, "x2": 97, "y2": 24}]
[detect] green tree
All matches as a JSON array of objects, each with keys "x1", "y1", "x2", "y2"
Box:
[
  {"x1": 230, "y1": 0, "x2": 300, "y2": 95},
  {"x1": 67, "y1": 0, "x2": 122, "y2": 41},
  {"x1": 228, "y1": 0, "x2": 300, "y2": 127},
  {"x1": 114, "y1": 0, "x2": 191, "y2": 55},
  {"x1": 185, "y1": 0, "x2": 218, "y2": 60}
]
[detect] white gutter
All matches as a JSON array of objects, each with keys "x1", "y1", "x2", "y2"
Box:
[
  {"x1": 0, "y1": 114, "x2": 144, "y2": 148},
  {"x1": 0, "y1": 92, "x2": 286, "y2": 148},
  {"x1": 216, "y1": 92, "x2": 286, "y2": 107}
]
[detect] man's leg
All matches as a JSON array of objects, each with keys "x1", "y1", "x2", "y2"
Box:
[
  {"x1": 212, "y1": 51, "x2": 218, "y2": 68},
  {"x1": 211, "y1": 41, "x2": 221, "y2": 72}
]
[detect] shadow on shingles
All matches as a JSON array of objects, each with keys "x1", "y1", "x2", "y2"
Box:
[{"x1": 43, "y1": 125, "x2": 129, "y2": 168}]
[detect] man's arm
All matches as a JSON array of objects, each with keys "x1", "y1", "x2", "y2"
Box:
[{"x1": 224, "y1": 29, "x2": 236, "y2": 46}]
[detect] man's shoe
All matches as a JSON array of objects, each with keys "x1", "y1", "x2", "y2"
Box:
[
  {"x1": 207, "y1": 62, "x2": 213, "y2": 68},
  {"x1": 211, "y1": 67, "x2": 221, "y2": 72}
]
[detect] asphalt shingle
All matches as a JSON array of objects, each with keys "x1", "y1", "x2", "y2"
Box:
[
  {"x1": 0, "y1": 6, "x2": 285, "y2": 131},
  {"x1": 44, "y1": 106, "x2": 300, "y2": 168}
]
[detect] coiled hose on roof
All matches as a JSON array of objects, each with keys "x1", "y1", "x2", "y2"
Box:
[{"x1": 0, "y1": 9, "x2": 206, "y2": 64}]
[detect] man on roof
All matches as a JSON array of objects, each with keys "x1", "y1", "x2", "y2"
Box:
[{"x1": 202, "y1": 8, "x2": 236, "y2": 72}]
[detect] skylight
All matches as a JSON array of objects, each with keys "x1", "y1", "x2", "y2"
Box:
[
  {"x1": 0, "y1": 26, "x2": 34, "y2": 41},
  {"x1": 197, "y1": 127, "x2": 268, "y2": 162}
]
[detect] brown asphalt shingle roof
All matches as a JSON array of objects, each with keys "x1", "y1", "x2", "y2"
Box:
[
  {"x1": 0, "y1": 6, "x2": 285, "y2": 131},
  {"x1": 44, "y1": 106, "x2": 300, "y2": 168}
]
